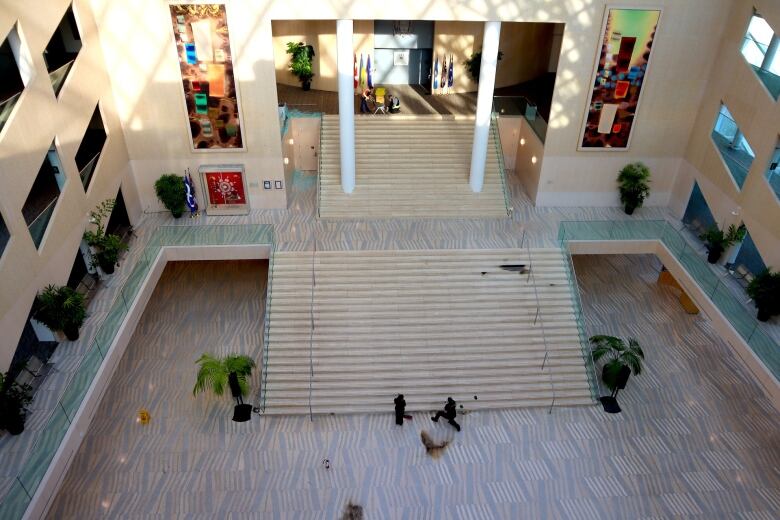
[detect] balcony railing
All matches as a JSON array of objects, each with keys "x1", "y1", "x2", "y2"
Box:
[
  {"x1": 711, "y1": 111, "x2": 755, "y2": 189},
  {"x1": 741, "y1": 36, "x2": 780, "y2": 100},
  {"x1": 493, "y1": 95, "x2": 547, "y2": 143},
  {"x1": 0, "y1": 91, "x2": 21, "y2": 134},
  {"x1": 49, "y1": 60, "x2": 76, "y2": 97},
  {"x1": 27, "y1": 197, "x2": 58, "y2": 249},
  {"x1": 558, "y1": 219, "x2": 779, "y2": 383},
  {"x1": 0, "y1": 224, "x2": 275, "y2": 520},
  {"x1": 78, "y1": 152, "x2": 101, "y2": 189}
]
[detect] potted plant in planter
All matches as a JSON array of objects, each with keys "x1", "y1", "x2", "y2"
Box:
[
  {"x1": 193, "y1": 353, "x2": 256, "y2": 399},
  {"x1": 34, "y1": 284, "x2": 87, "y2": 341},
  {"x1": 84, "y1": 199, "x2": 129, "y2": 275},
  {"x1": 286, "y1": 42, "x2": 315, "y2": 91},
  {"x1": 699, "y1": 224, "x2": 743, "y2": 264},
  {"x1": 747, "y1": 268, "x2": 780, "y2": 322},
  {"x1": 0, "y1": 372, "x2": 33, "y2": 435},
  {"x1": 590, "y1": 335, "x2": 644, "y2": 398},
  {"x1": 464, "y1": 50, "x2": 504, "y2": 82},
  {"x1": 617, "y1": 162, "x2": 651, "y2": 215},
  {"x1": 154, "y1": 174, "x2": 186, "y2": 218}
]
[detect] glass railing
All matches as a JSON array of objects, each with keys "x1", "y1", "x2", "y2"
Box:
[
  {"x1": 317, "y1": 112, "x2": 323, "y2": 218},
  {"x1": 711, "y1": 111, "x2": 755, "y2": 189},
  {"x1": 0, "y1": 224, "x2": 275, "y2": 520},
  {"x1": 0, "y1": 91, "x2": 21, "y2": 134},
  {"x1": 48, "y1": 60, "x2": 75, "y2": 97},
  {"x1": 558, "y1": 219, "x2": 780, "y2": 382},
  {"x1": 489, "y1": 108, "x2": 511, "y2": 216},
  {"x1": 27, "y1": 197, "x2": 58, "y2": 249},
  {"x1": 741, "y1": 36, "x2": 780, "y2": 100},
  {"x1": 78, "y1": 152, "x2": 101, "y2": 189},
  {"x1": 493, "y1": 95, "x2": 547, "y2": 143},
  {"x1": 259, "y1": 232, "x2": 277, "y2": 413}
]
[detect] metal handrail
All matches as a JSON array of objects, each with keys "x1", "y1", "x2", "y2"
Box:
[
  {"x1": 525, "y1": 244, "x2": 556, "y2": 412},
  {"x1": 27, "y1": 197, "x2": 59, "y2": 248},
  {"x1": 259, "y1": 231, "x2": 276, "y2": 413},
  {"x1": 48, "y1": 59, "x2": 75, "y2": 97},
  {"x1": 317, "y1": 112, "x2": 323, "y2": 218},
  {"x1": 0, "y1": 91, "x2": 22, "y2": 133},
  {"x1": 78, "y1": 152, "x2": 102, "y2": 188},
  {"x1": 490, "y1": 109, "x2": 511, "y2": 216}
]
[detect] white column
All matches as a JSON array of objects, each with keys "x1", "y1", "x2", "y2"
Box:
[
  {"x1": 336, "y1": 19, "x2": 356, "y2": 194},
  {"x1": 761, "y1": 34, "x2": 779, "y2": 71},
  {"x1": 470, "y1": 21, "x2": 501, "y2": 193}
]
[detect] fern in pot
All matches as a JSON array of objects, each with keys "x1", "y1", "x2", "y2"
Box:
[
  {"x1": 747, "y1": 269, "x2": 780, "y2": 322},
  {"x1": 0, "y1": 372, "x2": 33, "y2": 435},
  {"x1": 154, "y1": 174, "x2": 186, "y2": 218},
  {"x1": 617, "y1": 162, "x2": 651, "y2": 215},
  {"x1": 84, "y1": 199, "x2": 128, "y2": 275},
  {"x1": 286, "y1": 42, "x2": 315, "y2": 91},
  {"x1": 699, "y1": 224, "x2": 742, "y2": 264},
  {"x1": 35, "y1": 284, "x2": 87, "y2": 341}
]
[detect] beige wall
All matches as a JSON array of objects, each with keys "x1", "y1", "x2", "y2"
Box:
[
  {"x1": 272, "y1": 20, "x2": 373, "y2": 92},
  {"x1": 0, "y1": 0, "x2": 134, "y2": 370},
  {"x1": 670, "y1": 0, "x2": 780, "y2": 268}
]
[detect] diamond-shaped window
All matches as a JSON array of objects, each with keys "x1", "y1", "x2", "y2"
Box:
[
  {"x1": 75, "y1": 104, "x2": 107, "y2": 191},
  {"x1": 765, "y1": 140, "x2": 780, "y2": 202},
  {"x1": 0, "y1": 28, "x2": 26, "y2": 135},
  {"x1": 740, "y1": 13, "x2": 780, "y2": 101},
  {"x1": 43, "y1": 4, "x2": 82, "y2": 97},
  {"x1": 23, "y1": 143, "x2": 65, "y2": 249},
  {"x1": 0, "y1": 209, "x2": 10, "y2": 260},
  {"x1": 711, "y1": 103, "x2": 755, "y2": 190}
]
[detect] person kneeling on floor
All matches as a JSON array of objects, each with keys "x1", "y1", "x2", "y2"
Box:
[{"x1": 431, "y1": 397, "x2": 460, "y2": 432}]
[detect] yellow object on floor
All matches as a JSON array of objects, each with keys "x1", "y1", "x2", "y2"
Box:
[
  {"x1": 137, "y1": 408, "x2": 150, "y2": 425},
  {"x1": 658, "y1": 269, "x2": 699, "y2": 314}
]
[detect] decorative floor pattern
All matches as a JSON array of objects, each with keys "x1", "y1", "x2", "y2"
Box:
[{"x1": 45, "y1": 254, "x2": 780, "y2": 518}]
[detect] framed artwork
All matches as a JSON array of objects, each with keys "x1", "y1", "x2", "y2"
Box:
[
  {"x1": 169, "y1": 4, "x2": 244, "y2": 150},
  {"x1": 393, "y1": 50, "x2": 410, "y2": 66},
  {"x1": 199, "y1": 165, "x2": 249, "y2": 215},
  {"x1": 578, "y1": 7, "x2": 661, "y2": 150}
]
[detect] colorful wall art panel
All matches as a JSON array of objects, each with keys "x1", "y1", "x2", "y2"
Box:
[
  {"x1": 580, "y1": 8, "x2": 661, "y2": 149},
  {"x1": 169, "y1": 4, "x2": 243, "y2": 150},
  {"x1": 199, "y1": 165, "x2": 249, "y2": 215}
]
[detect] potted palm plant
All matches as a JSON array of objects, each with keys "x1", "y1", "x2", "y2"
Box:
[
  {"x1": 154, "y1": 174, "x2": 186, "y2": 218},
  {"x1": 35, "y1": 284, "x2": 87, "y2": 341},
  {"x1": 617, "y1": 162, "x2": 651, "y2": 215},
  {"x1": 193, "y1": 353, "x2": 256, "y2": 399},
  {"x1": 589, "y1": 335, "x2": 645, "y2": 395},
  {"x1": 0, "y1": 372, "x2": 33, "y2": 435},
  {"x1": 84, "y1": 199, "x2": 128, "y2": 275},
  {"x1": 286, "y1": 42, "x2": 315, "y2": 91},
  {"x1": 699, "y1": 224, "x2": 743, "y2": 264},
  {"x1": 747, "y1": 269, "x2": 780, "y2": 322}
]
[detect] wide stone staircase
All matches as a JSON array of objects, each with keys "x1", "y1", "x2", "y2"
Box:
[
  {"x1": 318, "y1": 115, "x2": 509, "y2": 219},
  {"x1": 261, "y1": 249, "x2": 593, "y2": 415}
]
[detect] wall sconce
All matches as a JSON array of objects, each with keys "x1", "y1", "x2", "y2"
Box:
[
  {"x1": 520, "y1": 138, "x2": 526, "y2": 146},
  {"x1": 288, "y1": 138, "x2": 294, "y2": 145},
  {"x1": 284, "y1": 157, "x2": 289, "y2": 165},
  {"x1": 531, "y1": 156, "x2": 537, "y2": 164}
]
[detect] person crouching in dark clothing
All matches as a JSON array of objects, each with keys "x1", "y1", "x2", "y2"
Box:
[
  {"x1": 394, "y1": 394, "x2": 406, "y2": 425},
  {"x1": 432, "y1": 397, "x2": 460, "y2": 432}
]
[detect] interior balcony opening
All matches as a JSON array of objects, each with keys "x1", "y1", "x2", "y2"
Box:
[
  {"x1": 741, "y1": 11, "x2": 780, "y2": 101},
  {"x1": 43, "y1": 4, "x2": 82, "y2": 97},
  {"x1": 74, "y1": 104, "x2": 107, "y2": 190},
  {"x1": 22, "y1": 143, "x2": 66, "y2": 249},
  {"x1": 0, "y1": 29, "x2": 26, "y2": 134},
  {"x1": 765, "y1": 140, "x2": 780, "y2": 201},
  {"x1": 711, "y1": 103, "x2": 755, "y2": 190}
]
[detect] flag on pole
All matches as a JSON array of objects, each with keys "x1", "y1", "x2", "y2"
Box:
[
  {"x1": 433, "y1": 55, "x2": 439, "y2": 90},
  {"x1": 448, "y1": 54, "x2": 454, "y2": 89},
  {"x1": 441, "y1": 55, "x2": 448, "y2": 94},
  {"x1": 359, "y1": 53, "x2": 366, "y2": 90},
  {"x1": 367, "y1": 54, "x2": 373, "y2": 89},
  {"x1": 184, "y1": 169, "x2": 198, "y2": 216},
  {"x1": 353, "y1": 53, "x2": 358, "y2": 89}
]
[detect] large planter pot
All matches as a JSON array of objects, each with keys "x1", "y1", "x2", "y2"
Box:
[
  {"x1": 63, "y1": 324, "x2": 80, "y2": 341},
  {"x1": 98, "y1": 255, "x2": 115, "y2": 275},
  {"x1": 707, "y1": 246, "x2": 723, "y2": 264},
  {"x1": 624, "y1": 204, "x2": 635, "y2": 215},
  {"x1": 4, "y1": 415, "x2": 25, "y2": 435},
  {"x1": 302, "y1": 80, "x2": 311, "y2": 91},
  {"x1": 171, "y1": 209, "x2": 183, "y2": 219},
  {"x1": 757, "y1": 307, "x2": 771, "y2": 322}
]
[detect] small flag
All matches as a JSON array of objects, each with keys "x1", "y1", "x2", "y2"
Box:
[
  {"x1": 433, "y1": 55, "x2": 439, "y2": 90},
  {"x1": 359, "y1": 53, "x2": 366, "y2": 90},
  {"x1": 184, "y1": 169, "x2": 198, "y2": 215},
  {"x1": 441, "y1": 55, "x2": 448, "y2": 93},
  {"x1": 448, "y1": 55, "x2": 454, "y2": 88},
  {"x1": 367, "y1": 54, "x2": 373, "y2": 89},
  {"x1": 353, "y1": 54, "x2": 358, "y2": 89}
]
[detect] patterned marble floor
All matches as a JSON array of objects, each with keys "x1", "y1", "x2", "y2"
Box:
[{"x1": 46, "y1": 254, "x2": 780, "y2": 518}]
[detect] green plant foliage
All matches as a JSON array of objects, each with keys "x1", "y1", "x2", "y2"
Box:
[
  {"x1": 34, "y1": 284, "x2": 87, "y2": 332},
  {"x1": 747, "y1": 268, "x2": 780, "y2": 319},
  {"x1": 463, "y1": 50, "x2": 504, "y2": 82},
  {"x1": 0, "y1": 372, "x2": 33, "y2": 432},
  {"x1": 589, "y1": 335, "x2": 645, "y2": 392},
  {"x1": 154, "y1": 174, "x2": 186, "y2": 217},
  {"x1": 617, "y1": 162, "x2": 651, "y2": 211},
  {"x1": 193, "y1": 353, "x2": 256, "y2": 398},
  {"x1": 83, "y1": 199, "x2": 128, "y2": 271},
  {"x1": 286, "y1": 42, "x2": 315, "y2": 83},
  {"x1": 699, "y1": 223, "x2": 744, "y2": 252}
]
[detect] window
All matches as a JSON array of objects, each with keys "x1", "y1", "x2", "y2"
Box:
[
  {"x1": 740, "y1": 12, "x2": 780, "y2": 100},
  {"x1": 23, "y1": 144, "x2": 65, "y2": 249},
  {"x1": 43, "y1": 4, "x2": 82, "y2": 97},
  {"x1": 0, "y1": 209, "x2": 9, "y2": 260},
  {"x1": 75, "y1": 104, "x2": 107, "y2": 190},
  {"x1": 0, "y1": 28, "x2": 26, "y2": 134},
  {"x1": 711, "y1": 103, "x2": 755, "y2": 190},
  {"x1": 766, "y1": 141, "x2": 780, "y2": 202}
]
